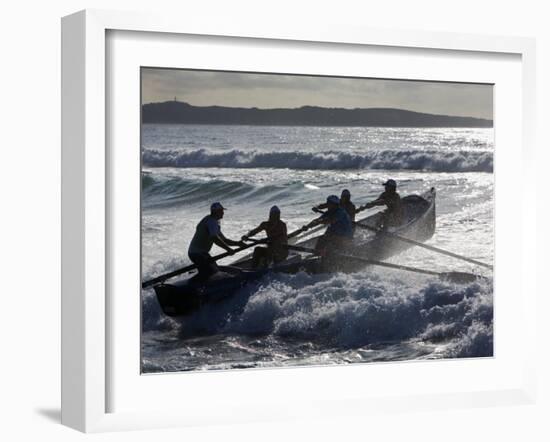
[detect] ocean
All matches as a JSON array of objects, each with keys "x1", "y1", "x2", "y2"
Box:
[{"x1": 140, "y1": 124, "x2": 494, "y2": 373}]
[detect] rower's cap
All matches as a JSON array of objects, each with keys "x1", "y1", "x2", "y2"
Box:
[
  {"x1": 270, "y1": 205, "x2": 281, "y2": 214},
  {"x1": 210, "y1": 202, "x2": 226, "y2": 211},
  {"x1": 383, "y1": 179, "x2": 397, "y2": 188},
  {"x1": 341, "y1": 189, "x2": 351, "y2": 197},
  {"x1": 327, "y1": 195, "x2": 340, "y2": 204}
]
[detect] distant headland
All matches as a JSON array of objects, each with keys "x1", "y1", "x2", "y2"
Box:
[{"x1": 142, "y1": 101, "x2": 493, "y2": 128}]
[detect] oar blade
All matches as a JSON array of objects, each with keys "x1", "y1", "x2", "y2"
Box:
[{"x1": 438, "y1": 272, "x2": 484, "y2": 284}]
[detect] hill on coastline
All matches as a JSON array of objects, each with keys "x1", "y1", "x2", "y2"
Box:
[{"x1": 142, "y1": 101, "x2": 493, "y2": 128}]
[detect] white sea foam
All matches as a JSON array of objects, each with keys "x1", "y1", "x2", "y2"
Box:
[
  {"x1": 142, "y1": 271, "x2": 493, "y2": 359},
  {"x1": 222, "y1": 273, "x2": 492, "y2": 355},
  {"x1": 142, "y1": 148, "x2": 493, "y2": 173}
]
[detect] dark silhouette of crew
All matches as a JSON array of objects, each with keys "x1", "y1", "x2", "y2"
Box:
[
  {"x1": 313, "y1": 188, "x2": 357, "y2": 222},
  {"x1": 242, "y1": 205, "x2": 289, "y2": 269},
  {"x1": 188, "y1": 202, "x2": 243, "y2": 281},
  {"x1": 360, "y1": 179, "x2": 404, "y2": 230},
  {"x1": 304, "y1": 195, "x2": 353, "y2": 256}
]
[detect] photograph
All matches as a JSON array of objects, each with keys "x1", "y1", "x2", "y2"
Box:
[{"x1": 140, "y1": 68, "x2": 494, "y2": 374}]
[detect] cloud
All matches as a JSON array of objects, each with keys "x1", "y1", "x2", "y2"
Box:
[{"x1": 141, "y1": 68, "x2": 493, "y2": 119}]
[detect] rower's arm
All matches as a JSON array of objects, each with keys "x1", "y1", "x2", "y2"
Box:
[
  {"x1": 219, "y1": 232, "x2": 243, "y2": 247},
  {"x1": 204, "y1": 218, "x2": 234, "y2": 252},
  {"x1": 213, "y1": 235, "x2": 234, "y2": 252},
  {"x1": 305, "y1": 214, "x2": 331, "y2": 229},
  {"x1": 312, "y1": 202, "x2": 329, "y2": 212},
  {"x1": 243, "y1": 224, "x2": 264, "y2": 239},
  {"x1": 367, "y1": 199, "x2": 385, "y2": 208},
  {"x1": 360, "y1": 194, "x2": 386, "y2": 210}
]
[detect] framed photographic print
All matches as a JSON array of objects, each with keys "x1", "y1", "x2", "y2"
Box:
[
  {"x1": 140, "y1": 67, "x2": 495, "y2": 374},
  {"x1": 61, "y1": 9, "x2": 537, "y2": 433}
]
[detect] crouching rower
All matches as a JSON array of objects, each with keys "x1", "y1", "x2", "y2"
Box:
[
  {"x1": 242, "y1": 205, "x2": 289, "y2": 269},
  {"x1": 303, "y1": 195, "x2": 353, "y2": 258},
  {"x1": 359, "y1": 179, "x2": 404, "y2": 230},
  {"x1": 188, "y1": 202, "x2": 244, "y2": 282},
  {"x1": 312, "y1": 189, "x2": 357, "y2": 222}
]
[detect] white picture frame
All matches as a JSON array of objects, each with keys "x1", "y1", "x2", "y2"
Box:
[{"x1": 61, "y1": 9, "x2": 537, "y2": 433}]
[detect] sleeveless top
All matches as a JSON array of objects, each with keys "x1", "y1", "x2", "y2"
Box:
[{"x1": 188, "y1": 215, "x2": 221, "y2": 254}]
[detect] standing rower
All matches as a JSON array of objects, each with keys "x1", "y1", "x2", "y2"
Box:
[
  {"x1": 187, "y1": 202, "x2": 243, "y2": 282},
  {"x1": 304, "y1": 195, "x2": 353, "y2": 256},
  {"x1": 359, "y1": 179, "x2": 404, "y2": 230},
  {"x1": 312, "y1": 189, "x2": 356, "y2": 222},
  {"x1": 242, "y1": 205, "x2": 289, "y2": 269}
]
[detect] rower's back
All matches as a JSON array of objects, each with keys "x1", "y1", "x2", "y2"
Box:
[
  {"x1": 260, "y1": 219, "x2": 287, "y2": 243},
  {"x1": 379, "y1": 190, "x2": 404, "y2": 227},
  {"x1": 188, "y1": 215, "x2": 220, "y2": 254},
  {"x1": 342, "y1": 200, "x2": 356, "y2": 222},
  {"x1": 323, "y1": 206, "x2": 353, "y2": 238}
]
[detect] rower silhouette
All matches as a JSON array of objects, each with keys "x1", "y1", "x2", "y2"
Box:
[
  {"x1": 242, "y1": 205, "x2": 289, "y2": 269},
  {"x1": 303, "y1": 195, "x2": 353, "y2": 257},
  {"x1": 313, "y1": 189, "x2": 357, "y2": 222},
  {"x1": 187, "y1": 202, "x2": 244, "y2": 282},
  {"x1": 360, "y1": 179, "x2": 404, "y2": 230}
]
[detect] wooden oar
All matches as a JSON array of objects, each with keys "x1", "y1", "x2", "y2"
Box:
[
  {"x1": 314, "y1": 206, "x2": 492, "y2": 270},
  {"x1": 143, "y1": 224, "x2": 315, "y2": 289},
  {"x1": 295, "y1": 200, "x2": 370, "y2": 240},
  {"x1": 286, "y1": 244, "x2": 484, "y2": 284},
  {"x1": 288, "y1": 223, "x2": 324, "y2": 244},
  {"x1": 141, "y1": 239, "x2": 269, "y2": 289},
  {"x1": 288, "y1": 225, "x2": 310, "y2": 240},
  {"x1": 354, "y1": 222, "x2": 493, "y2": 270},
  {"x1": 288, "y1": 203, "x2": 370, "y2": 245},
  {"x1": 242, "y1": 224, "x2": 310, "y2": 246}
]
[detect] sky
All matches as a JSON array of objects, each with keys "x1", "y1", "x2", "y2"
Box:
[{"x1": 142, "y1": 68, "x2": 493, "y2": 120}]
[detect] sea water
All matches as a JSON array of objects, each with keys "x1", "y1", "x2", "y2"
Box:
[{"x1": 141, "y1": 124, "x2": 494, "y2": 373}]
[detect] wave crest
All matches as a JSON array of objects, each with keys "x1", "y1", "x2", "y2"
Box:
[{"x1": 142, "y1": 148, "x2": 493, "y2": 172}]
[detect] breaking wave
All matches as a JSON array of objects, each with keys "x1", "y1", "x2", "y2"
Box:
[
  {"x1": 142, "y1": 148, "x2": 493, "y2": 172},
  {"x1": 142, "y1": 270, "x2": 493, "y2": 359}
]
